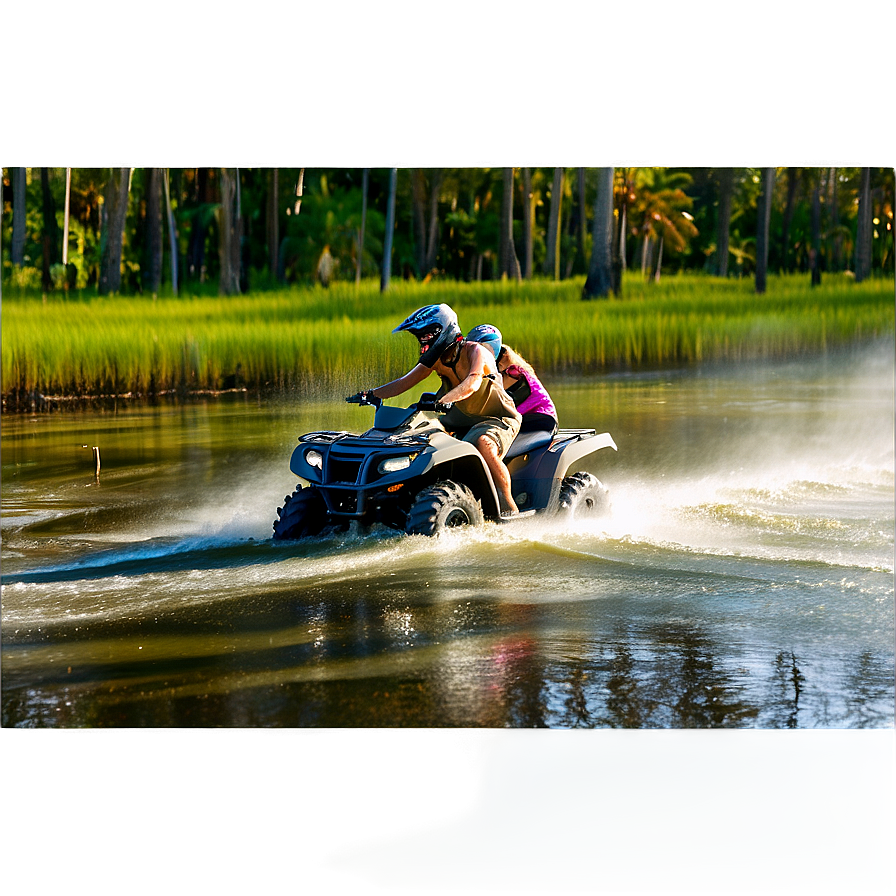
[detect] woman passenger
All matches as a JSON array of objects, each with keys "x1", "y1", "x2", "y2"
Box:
[{"x1": 466, "y1": 325, "x2": 558, "y2": 434}]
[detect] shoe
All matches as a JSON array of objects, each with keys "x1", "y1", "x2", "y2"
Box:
[{"x1": 499, "y1": 509, "x2": 536, "y2": 522}]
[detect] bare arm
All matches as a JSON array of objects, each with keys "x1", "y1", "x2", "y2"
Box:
[
  {"x1": 370, "y1": 364, "x2": 431, "y2": 400},
  {"x1": 439, "y1": 343, "x2": 489, "y2": 404}
]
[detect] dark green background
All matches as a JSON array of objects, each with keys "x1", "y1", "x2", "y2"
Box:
[{"x1": 2, "y1": 0, "x2": 894, "y2": 166}]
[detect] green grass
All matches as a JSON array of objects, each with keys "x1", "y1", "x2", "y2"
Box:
[{"x1": 2, "y1": 273, "x2": 893, "y2": 404}]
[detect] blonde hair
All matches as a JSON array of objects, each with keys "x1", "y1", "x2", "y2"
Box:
[{"x1": 498, "y1": 344, "x2": 536, "y2": 377}]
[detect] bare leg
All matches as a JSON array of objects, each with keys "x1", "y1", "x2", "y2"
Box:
[{"x1": 475, "y1": 435, "x2": 518, "y2": 515}]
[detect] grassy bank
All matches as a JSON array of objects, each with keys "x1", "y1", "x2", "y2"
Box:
[{"x1": 2, "y1": 273, "x2": 893, "y2": 408}]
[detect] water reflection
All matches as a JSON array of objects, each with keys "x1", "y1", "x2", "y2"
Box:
[
  {"x1": 2, "y1": 349, "x2": 893, "y2": 728},
  {"x1": 4, "y1": 584, "x2": 892, "y2": 728}
]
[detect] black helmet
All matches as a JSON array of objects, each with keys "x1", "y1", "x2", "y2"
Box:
[{"x1": 393, "y1": 304, "x2": 463, "y2": 367}]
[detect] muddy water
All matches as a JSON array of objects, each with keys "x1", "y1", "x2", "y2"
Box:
[{"x1": 2, "y1": 345, "x2": 893, "y2": 729}]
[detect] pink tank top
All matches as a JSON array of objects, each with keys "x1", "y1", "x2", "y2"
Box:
[{"x1": 505, "y1": 365, "x2": 557, "y2": 420}]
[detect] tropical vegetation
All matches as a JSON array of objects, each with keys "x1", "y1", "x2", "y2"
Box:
[
  {"x1": 3, "y1": 167, "x2": 892, "y2": 298},
  {"x1": 2, "y1": 166, "x2": 893, "y2": 409}
]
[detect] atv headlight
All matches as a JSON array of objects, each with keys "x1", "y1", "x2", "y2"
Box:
[
  {"x1": 304, "y1": 448, "x2": 323, "y2": 469},
  {"x1": 378, "y1": 455, "x2": 412, "y2": 474}
]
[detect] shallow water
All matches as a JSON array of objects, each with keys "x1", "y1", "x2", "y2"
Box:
[{"x1": 2, "y1": 345, "x2": 894, "y2": 728}]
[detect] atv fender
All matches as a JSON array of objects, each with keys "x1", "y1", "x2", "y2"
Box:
[
  {"x1": 415, "y1": 432, "x2": 503, "y2": 518},
  {"x1": 508, "y1": 431, "x2": 617, "y2": 511}
]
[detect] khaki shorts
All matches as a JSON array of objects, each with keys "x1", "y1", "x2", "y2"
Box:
[{"x1": 462, "y1": 415, "x2": 521, "y2": 459}]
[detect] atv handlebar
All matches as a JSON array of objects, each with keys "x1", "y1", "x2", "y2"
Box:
[
  {"x1": 415, "y1": 392, "x2": 453, "y2": 413},
  {"x1": 345, "y1": 391, "x2": 452, "y2": 413},
  {"x1": 345, "y1": 391, "x2": 383, "y2": 408}
]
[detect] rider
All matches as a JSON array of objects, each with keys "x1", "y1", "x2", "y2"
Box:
[
  {"x1": 467, "y1": 325, "x2": 558, "y2": 434},
  {"x1": 356, "y1": 304, "x2": 522, "y2": 515}
]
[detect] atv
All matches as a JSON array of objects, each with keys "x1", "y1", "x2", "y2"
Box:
[{"x1": 272, "y1": 393, "x2": 617, "y2": 539}]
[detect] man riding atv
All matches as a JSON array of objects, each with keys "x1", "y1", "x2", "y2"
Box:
[{"x1": 351, "y1": 304, "x2": 523, "y2": 516}]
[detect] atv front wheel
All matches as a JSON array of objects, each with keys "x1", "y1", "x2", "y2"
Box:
[
  {"x1": 273, "y1": 485, "x2": 330, "y2": 540},
  {"x1": 406, "y1": 480, "x2": 483, "y2": 536},
  {"x1": 557, "y1": 472, "x2": 609, "y2": 519}
]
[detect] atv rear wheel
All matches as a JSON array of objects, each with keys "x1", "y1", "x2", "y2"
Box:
[
  {"x1": 406, "y1": 480, "x2": 483, "y2": 536},
  {"x1": 557, "y1": 472, "x2": 609, "y2": 519},
  {"x1": 273, "y1": 485, "x2": 330, "y2": 540}
]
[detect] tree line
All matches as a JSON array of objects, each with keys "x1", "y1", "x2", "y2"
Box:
[{"x1": 2, "y1": 167, "x2": 892, "y2": 300}]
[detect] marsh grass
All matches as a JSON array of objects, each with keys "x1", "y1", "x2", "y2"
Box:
[{"x1": 2, "y1": 274, "x2": 893, "y2": 403}]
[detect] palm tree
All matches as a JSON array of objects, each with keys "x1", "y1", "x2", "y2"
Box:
[
  {"x1": 582, "y1": 167, "x2": 614, "y2": 299},
  {"x1": 810, "y1": 171, "x2": 822, "y2": 287},
  {"x1": 381, "y1": 167, "x2": 397, "y2": 292},
  {"x1": 356, "y1": 167, "x2": 369, "y2": 284},
  {"x1": 163, "y1": 169, "x2": 178, "y2": 296},
  {"x1": 500, "y1": 167, "x2": 521, "y2": 280},
  {"x1": 217, "y1": 168, "x2": 241, "y2": 295},
  {"x1": 98, "y1": 167, "x2": 129, "y2": 295},
  {"x1": 40, "y1": 167, "x2": 61, "y2": 291},
  {"x1": 715, "y1": 167, "x2": 735, "y2": 277},
  {"x1": 779, "y1": 167, "x2": 801, "y2": 273},
  {"x1": 521, "y1": 167, "x2": 534, "y2": 279},
  {"x1": 631, "y1": 168, "x2": 698, "y2": 282},
  {"x1": 755, "y1": 167, "x2": 775, "y2": 294},
  {"x1": 268, "y1": 168, "x2": 280, "y2": 281},
  {"x1": 855, "y1": 167, "x2": 872, "y2": 282},
  {"x1": 11, "y1": 167, "x2": 26, "y2": 268},
  {"x1": 143, "y1": 168, "x2": 163, "y2": 295},
  {"x1": 543, "y1": 167, "x2": 564, "y2": 279}
]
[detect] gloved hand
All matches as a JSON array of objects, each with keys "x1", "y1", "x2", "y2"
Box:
[
  {"x1": 417, "y1": 392, "x2": 452, "y2": 412},
  {"x1": 346, "y1": 391, "x2": 379, "y2": 406}
]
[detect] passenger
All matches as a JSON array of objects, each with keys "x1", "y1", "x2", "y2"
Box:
[
  {"x1": 355, "y1": 304, "x2": 523, "y2": 515},
  {"x1": 467, "y1": 325, "x2": 558, "y2": 435}
]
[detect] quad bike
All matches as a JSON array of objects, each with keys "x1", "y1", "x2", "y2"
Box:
[{"x1": 272, "y1": 393, "x2": 617, "y2": 539}]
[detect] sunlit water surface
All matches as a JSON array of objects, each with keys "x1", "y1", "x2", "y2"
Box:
[{"x1": 2, "y1": 345, "x2": 893, "y2": 728}]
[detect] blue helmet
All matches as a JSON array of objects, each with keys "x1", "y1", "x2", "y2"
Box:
[
  {"x1": 466, "y1": 324, "x2": 503, "y2": 360},
  {"x1": 394, "y1": 304, "x2": 462, "y2": 367}
]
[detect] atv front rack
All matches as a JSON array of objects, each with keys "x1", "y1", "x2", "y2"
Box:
[{"x1": 299, "y1": 431, "x2": 352, "y2": 444}]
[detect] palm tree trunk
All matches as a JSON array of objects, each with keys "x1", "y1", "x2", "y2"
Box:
[
  {"x1": 381, "y1": 167, "x2": 397, "y2": 292},
  {"x1": 716, "y1": 167, "x2": 734, "y2": 277},
  {"x1": 412, "y1": 168, "x2": 426, "y2": 276},
  {"x1": 98, "y1": 167, "x2": 129, "y2": 295},
  {"x1": 268, "y1": 168, "x2": 280, "y2": 280},
  {"x1": 612, "y1": 180, "x2": 625, "y2": 294},
  {"x1": 144, "y1": 168, "x2": 163, "y2": 295},
  {"x1": 827, "y1": 167, "x2": 840, "y2": 272},
  {"x1": 855, "y1": 167, "x2": 872, "y2": 282},
  {"x1": 576, "y1": 167, "x2": 587, "y2": 274},
  {"x1": 810, "y1": 177, "x2": 822, "y2": 287},
  {"x1": 356, "y1": 167, "x2": 368, "y2": 284},
  {"x1": 755, "y1": 167, "x2": 775, "y2": 294},
  {"x1": 500, "y1": 167, "x2": 521, "y2": 279},
  {"x1": 780, "y1": 167, "x2": 800, "y2": 273},
  {"x1": 187, "y1": 168, "x2": 209, "y2": 282},
  {"x1": 582, "y1": 167, "x2": 614, "y2": 299},
  {"x1": 234, "y1": 169, "x2": 243, "y2": 291},
  {"x1": 522, "y1": 167, "x2": 533, "y2": 279},
  {"x1": 218, "y1": 168, "x2": 241, "y2": 295},
  {"x1": 424, "y1": 169, "x2": 442, "y2": 274},
  {"x1": 653, "y1": 235, "x2": 664, "y2": 283},
  {"x1": 11, "y1": 167, "x2": 26, "y2": 267},
  {"x1": 40, "y1": 167, "x2": 60, "y2": 291},
  {"x1": 163, "y1": 169, "x2": 178, "y2": 296},
  {"x1": 543, "y1": 167, "x2": 563, "y2": 278},
  {"x1": 62, "y1": 168, "x2": 72, "y2": 269}
]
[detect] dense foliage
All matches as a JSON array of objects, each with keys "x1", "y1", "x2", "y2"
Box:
[{"x1": 2, "y1": 167, "x2": 893, "y2": 296}]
